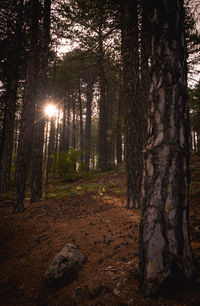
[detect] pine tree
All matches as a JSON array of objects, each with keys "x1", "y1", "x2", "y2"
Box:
[
  {"x1": 13, "y1": 0, "x2": 40, "y2": 213},
  {"x1": 121, "y1": 0, "x2": 143, "y2": 209},
  {"x1": 139, "y1": 0, "x2": 196, "y2": 294},
  {"x1": 0, "y1": 0, "x2": 24, "y2": 194},
  {"x1": 30, "y1": 0, "x2": 51, "y2": 203}
]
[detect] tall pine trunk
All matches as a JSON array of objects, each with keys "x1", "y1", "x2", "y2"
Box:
[
  {"x1": 66, "y1": 94, "x2": 71, "y2": 151},
  {"x1": 30, "y1": 0, "x2": 51, "y2": 203},
  {"x1": 71, "y1": 94, "x2": 76, "y2": 149},
  {"x1": 121, "y1": 0, "x2": 142, "y2": 209},
  {"x1": 106, "y1": 88, "x2": 115, "y2": 169},
  {"x1": 45, "y1": 116, "x2": 55, "y2": 192},
  {"x1": 0, "y1": 0, "x2": 23, "y2": 194},
  {"x1": 84, "y1": 75, "x2": 95, "y2": 171},
  {"x1": 78, "y1": 78, "x2": 84, "y2": 166},
  {"x1": 139, "y1": 0, "x2": 196, "y2": 294},
  {"x1": 13, "y1": 0, "x2": 39, "y2": 213},
  {"x1": 98, "y1": 23, "x2": 108, "y2": 171},
  {"x1": 59, "y1": 98, "x2": 67, "y2": 152},
  {"x1": 116, "y1": 80, "x2": 123, "y2": 165}
]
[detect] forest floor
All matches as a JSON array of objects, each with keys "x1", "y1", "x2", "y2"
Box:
[{"x1": 0, "y1": 154, "x2": 200, "y2": 305}]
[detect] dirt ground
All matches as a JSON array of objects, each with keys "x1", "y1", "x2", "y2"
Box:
[{"x1": 0, "y1": 157, "x2": 200, "y2": 305}]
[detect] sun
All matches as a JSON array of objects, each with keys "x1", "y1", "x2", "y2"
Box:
[{"x1": 45, "y1": 104, "x2": 57, "y2": 117}]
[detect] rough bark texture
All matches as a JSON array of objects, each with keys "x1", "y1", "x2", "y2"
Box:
[
  {"x1": 139, "y1": 0, "x2": 196, "y2": 294},
  {"x1": 121, "y1": 0, "x2": 142, "y2": 209},
  {"x1": 13, "y1": 0, "x2": 39, "y2": 213},
  {"x1": 30, "y1": 0, "x2": 51, "y2": 203},
  {"x1": 140, "y1": 0, "x2": 150, "y2": 151}
]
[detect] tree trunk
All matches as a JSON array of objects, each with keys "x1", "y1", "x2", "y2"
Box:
[
  {"x1": 116, "y1": 80, "x2": 123, "y2": 165},
  {"x1": 139, "y1": 0, "x2": 196, "y2": 294},
  {"x1": 45, "y1": 116, "x2": 55, "y2": 192},
  {"x1": 60, "y1": 98, "x2": 67, "y2": 152},
  {"x1": 66, "y1": 94, "x2": 71, "y2": 151},
  {"x1": 98, "y1": 23, "x2": 108, "y2": 171},
  {"x1": 121, "y1": 0, "x2": 142, "y2": 209},
  {"x1": 0, "y1": 79, "x2": 18, "y2": 194},
  {"x1": 71, "y1": 95, "x2": 76, "y2": 149},
  {"x1": 78, "y1": 78, "x2": 84, "y2": 166},
  {"x1": 106, "y1": 88, "x2": 115, "y2": 169},
  {"x1": 13, "y1": 0, "x2": 39, "y2": 213},
  {"x1": 30, "y1": 0, "x2": 51, "y2": 203},
  {"x1": 0, "y1": 0, "x2": 23, "y2": 194},
  {"x1": 85, "y1": 75, "x2": 95, "y2": 171},
  {"x1": 54, "y1": 110, "x2": 60, "y2": 171},
  {"x1": 30, "y1": 116, "x2": 45, "y2": 202}
]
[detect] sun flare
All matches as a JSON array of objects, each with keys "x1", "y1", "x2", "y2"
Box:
[{"x1": 45, "y1": 104, "x2": 57, "y2": 117}]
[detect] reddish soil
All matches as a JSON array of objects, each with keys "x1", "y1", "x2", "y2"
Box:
[{"x1": 0, "y1": 157, "x2": 200, "y2": 305}]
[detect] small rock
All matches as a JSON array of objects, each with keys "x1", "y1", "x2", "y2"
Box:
[
  {"x1": 44, "y1": 244, "x2": 85, "y2": 288},
  {"x1": 113, "y1": 288, "x2": 121, "y2": 296}
]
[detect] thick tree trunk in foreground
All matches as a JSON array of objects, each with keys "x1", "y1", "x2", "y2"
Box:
[
  {"x1": 139, "y1": 0, "x2": 196, "y2": 294},
  {"x1": 13, "y1": 0, "x2": 39, "y2": 213},
  {"x1": 121, "y1": 0, "x2": 142, "y2": 209}
]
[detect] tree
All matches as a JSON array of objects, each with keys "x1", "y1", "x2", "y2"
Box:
[
  {"x1": 45, "y1": 114, "x2": 55, "y2": 192},
  {"x1": 84, "y1": 72, "x2": 96, "y2": 170},
  {"x1": 0, "y1": 0, "x2": 24, "y2": 194},
  {"x1": 121, "y1": 0, "x2": 142, "y2": 209},
  {"x1": 30, "y1": 0, "x2": 51, "y2": 203},
  {"x1": 189, "y1": 81, "x2": 200, "y2": 151},
  {"x1": 13, "y1": 0, "x2": 40, "y2": 213},
  {"x1": 139, "y1": 0, "x2": 196, "y2": 294},
  {"x1": 58, "y1": 0, "x2": 119, "y2": 171}
]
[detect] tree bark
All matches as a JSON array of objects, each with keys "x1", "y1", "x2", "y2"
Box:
[
  {"x1": 45, "y1": 116, "x2": 55, "y2": 192},
  {"x1": 84, "y1": 75, "x2": 95, "y2": 171},
  {"x1": 98, "y1": 23, "x2": 108, "y2": 171},
  {"x1": 106, "y1": 87, "x2": 115, "y2": 169},
  {"x1": 13, "y1": 0, "x2": 39, "y2": 213},
  {"x1": 30, "y1": 0, "x2": 51, "y2": 203},
  {"x1": 139, "y1": 0, "x2": 196, "y2": 294},
  {"x1": 116, "y1": 79, "x2": 123, "y2": 165},
  {"x1": 71, "y1": 94, "x2": 76, "y2": 149},
  {"x1": 0, "y1": 0, "x2": 23, "y2": 194},
  {"x1": 66, "y1": 94, "x2": 71, "y2": 151},
  {"x1": 60, "y1": 98, "x2": 67, "y2": 152},
  {"x1": 78, "y1": 78, "x2": 84, "y2": 166},
  {"x1": 121, "y1": 0, "x2": 142, "y2": 209}
]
